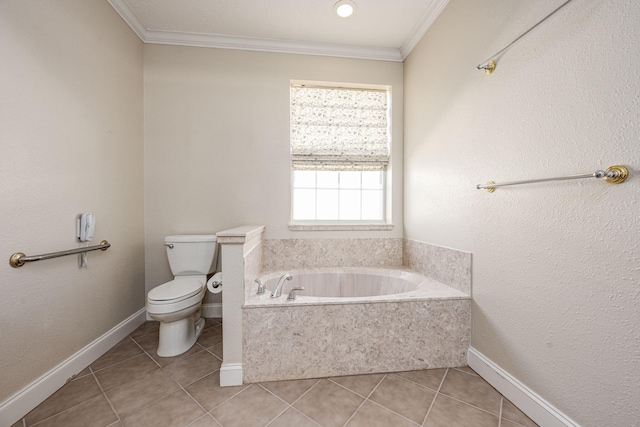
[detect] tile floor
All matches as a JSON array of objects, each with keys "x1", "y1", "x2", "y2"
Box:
[{"x1": 13, "y1": 320, "x2": 538, "y2": 427}]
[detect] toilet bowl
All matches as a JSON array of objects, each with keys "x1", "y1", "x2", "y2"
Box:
[{"x1": 146, "y1": 235, "x2": 218, "y2": 357}]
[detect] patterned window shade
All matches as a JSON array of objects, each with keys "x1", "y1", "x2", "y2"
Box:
[{"x1": 290, "y1": 85, "x2": 390, "y2": 171}]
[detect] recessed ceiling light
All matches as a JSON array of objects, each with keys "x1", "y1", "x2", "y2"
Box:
[{"x1": 334, "y1": 0, "x2": 357, "y2": 18}]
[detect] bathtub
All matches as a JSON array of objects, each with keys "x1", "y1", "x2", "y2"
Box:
[{"x1": 242, "y1": 267, "x2": 471, "y2": 383}]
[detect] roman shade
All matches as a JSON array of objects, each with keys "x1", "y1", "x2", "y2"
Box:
[{"x1": 290, "y1": 85, "x2": 390, "y2": 171}]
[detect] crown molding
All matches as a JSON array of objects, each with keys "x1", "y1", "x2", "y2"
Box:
[
  {"x1": 400, "y1": 0, "x2": 450, "y2": 60},
  {"x1": 107, "y1": 0, "x2": 148, "y2": 40},
  {"x1": 108, "y1": 0, "x2": 452, "y2": 62},
  {"x1": 143, "y1": 29, "x2": 402, "y2": 61}
]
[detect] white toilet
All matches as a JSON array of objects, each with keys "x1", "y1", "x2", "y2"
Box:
[{"x1": 146, "y1": 234, "x2": 218, "y2": 357}]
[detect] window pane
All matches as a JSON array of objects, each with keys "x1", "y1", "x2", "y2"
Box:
[
  {"x1": 339, "y1": 171, "x2": 361, "y2": 189},
  {"x1": 317, "y1": 171, "x2": 339, "y2": 189},
  {"x1": 293, "y1": 170, "x2": 316, "y2": 188},
  {"x1": 361, "y1": 190, "x2": 383, "y2": 220},
  {"x1": 317, "y1": 189, "x2": 339, "y2": 219},
  {"x1": 293, "y1": 189, "x2": 316, "y2": 220},
  {"x1": 339, "y1": 189, "x2": 361, "y2": 220},
  {"x1": 362, "y1": 171, "x2": 383, "y2": 189}
]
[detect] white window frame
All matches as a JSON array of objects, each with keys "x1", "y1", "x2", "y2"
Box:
[{"x1": 288, "y1": 80, "x2": 393, "y2": 231}]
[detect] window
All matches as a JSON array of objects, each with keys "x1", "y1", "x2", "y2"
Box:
[{"x1": 290, "y1": 83, "x2": 391, "y2": 227}]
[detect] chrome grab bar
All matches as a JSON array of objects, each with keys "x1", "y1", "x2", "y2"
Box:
[{"x1": 10, "y1": 240, "x2": 111, "y2": 268}]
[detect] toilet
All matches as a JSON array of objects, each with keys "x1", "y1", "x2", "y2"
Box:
[{"x1": 146, "y1": 234, "x2": 218, "y2": 357}]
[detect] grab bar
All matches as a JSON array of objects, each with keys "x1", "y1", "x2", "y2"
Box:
[
  {"x1": 10, "y1": 240, "x2": 111, "y2": 268},
  {"x1": 477, "y1": 165, "x2": 628, "y2": 192}
]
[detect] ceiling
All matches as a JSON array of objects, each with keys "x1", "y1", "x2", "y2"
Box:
[{"x1": 107, "y1": 0, "x2": 450, "y2": 62}]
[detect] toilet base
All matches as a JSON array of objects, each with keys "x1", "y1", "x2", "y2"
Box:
[{"x1": 157, "y1": 314, "x2": 205, "y2": 357}]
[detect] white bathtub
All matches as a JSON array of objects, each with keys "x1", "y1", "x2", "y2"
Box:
[
  {"x1": 246, "y1": 266, "x2": 467, "y2": 306},
  {"x1": 242, "y1": 266, "x2": 471, "y2": 383}
]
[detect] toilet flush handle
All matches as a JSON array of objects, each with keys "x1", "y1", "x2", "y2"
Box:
[{"x1": 164, "y1": 243, "x2": 174, "y2": 249}]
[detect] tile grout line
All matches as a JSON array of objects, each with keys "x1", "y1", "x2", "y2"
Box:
[
  {"x1": 28, "y1": 393, "x2": 108, "y2": 427},
  {"x1": 207, "y1": 382, "x2": 255, "y2": 413},
  {"x1": 387, "y1": 372, "x2": 442, "y2": 394},
  {"x1": 259, "y1": 379, "x2": 323, "y2": 427},
  {"x1": 360, "y1": 398, "x2": 422, "y2": 427},
  {"x1": 180, "y1": 381, "x2": 219, "y2": 425},
  {"x1": 27, "y1": 367, "x2": 114, "y2": 427},
  {"x1": 90, "y1": 366, "x2": 123, "y2": 427},
  {"x1": 422, "y1": 368, "x2": 449, "y2": 426},
  {"x1": 341, "y1": 373, "x2": 388, "y2": 427}
]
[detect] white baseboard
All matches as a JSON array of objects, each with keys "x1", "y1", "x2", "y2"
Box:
[
  {"x1": 219, "y1": 363, "x2": 243, "y2": 387},
  {"x1": 468, "y1": 347, "x2": 580, "y2": 427},
  {"x1": 0, "y1": 308, "x2": 146, "y2": 426},
  {"x1": 201, "y1": 303, "x2": 222, "y2": 319}
]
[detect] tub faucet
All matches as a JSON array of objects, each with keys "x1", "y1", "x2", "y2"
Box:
[
  {"x1": 255, "y1": 279, "x2": 266, "y2": 295},
  {"x1": 271, "y1": 274, "x2": 292, "y2": 298}
]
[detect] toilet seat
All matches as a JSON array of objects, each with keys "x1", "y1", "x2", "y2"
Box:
[{"x1": 148, "y1": 277, "x2": 204, "y2": 304}]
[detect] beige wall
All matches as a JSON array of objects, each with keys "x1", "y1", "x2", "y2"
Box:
[
  {"x1": 0, "y1": 0, "x2": 144, "y2": 403},
  {"x1": 404, "y1": 0, "x2": 640, "y2": 425},
  {"x1": 144, "y1": 45, "x2": 404, "y2": 292}
]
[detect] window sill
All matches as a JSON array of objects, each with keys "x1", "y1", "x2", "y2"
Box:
[{"x1": 288, "y1": 223, "x2": 394, "y2": 231}]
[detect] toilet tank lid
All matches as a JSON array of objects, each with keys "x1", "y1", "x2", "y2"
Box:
[{"x1": 165, "y1": 235, "x2": 217, "y2": 243}]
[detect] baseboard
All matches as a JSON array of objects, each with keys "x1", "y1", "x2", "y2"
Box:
[
  {"x1": 201, "y1": 303, "x2": 222, "y2": 319},
  {"x1": 219, "y1": 363, "x2": 243, "y2": 387},
  {"x1": 0, "y1": 308, "x2": 146, "y2": 426},
  {"x1": 468, "y1": 347, "x2": 581, "y2": 427}
]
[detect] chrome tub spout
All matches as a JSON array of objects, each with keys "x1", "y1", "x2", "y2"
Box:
[{"x1": 271, "y1": 274, "x2": 292, "y2": 298}]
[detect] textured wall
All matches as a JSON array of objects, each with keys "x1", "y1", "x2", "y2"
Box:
[
  {"x1": 0, "y1": 0, "x2": 144, "y2": 404},
  {"x1": 143, "y1": 45, "x2": 404, "y2": 293},
  {"x1": 404, "y1": 0, "x2": 640, "y2": 425}
]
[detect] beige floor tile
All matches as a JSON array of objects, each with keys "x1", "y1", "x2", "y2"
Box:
[
  {"x1": 93, "y1": 353, "x2": 160, "y2": 392},
  {"x1": 150, "y1": 342, "x2": 205, "y2": 367},
  {"x1": 130, "y1": 332, "x2": 159, "y2": 353},
  {"x1": 25, "y1": 375, "x2": 102, "y2": 426},
  {"x1": 31, "y1": 395, "x2": 117, "y2": 427},
  {"x1": 185, "y1": 371, "x2": 248, "y2": 411},
  {"x1": 187, "y1": 414, "x2": 221, "y2": 427},
  {"x1": 293, "y1": 379, "x2": 364, "y2": 427},
  {"x1": 197, "y1": 325, "x2": 223, "y2": 347},
  {"x1": 501, "y1": 399, "x2": 538, "y2": 427},
  {"x1": 368, "y1": 374, "x2": 436, "y2": 424},
  {"x1": 452, "y1": 366, "x2": 479, "y2": 376},
  {"x1": 91, "y1": 339, "x2": 144, "y2": 371},
  {"x1": 130, "y1": 321, "x2": 159, "y2": 338},
  {"x1": 204, "y1": 318, "x2": 222, "y2": 329},
  {"x1": 328, "y1": 373, "x2": 385, "y2": 397},
  {"x1": 347, "y1": 401, "x2": 419, "y2": 427},
  {"x1": 268, "y1": 408, "x2": 320, "y2": 427},
  {"x1": 120, "y1": 389, "x2": 205, "y2": 427},
  {"x1": 210, "y1": 385, "x2": 288, "y2": 427},
  {"x1": 72, "y1": 367, "x2": 92, "y2": 380},
  {"x1": 423, "y1": 394, "x2": 498, "y2": 427},
  {"x1": 207, "y1": 342, "x2": 223, "y2": 359},
  {"x1": 162, "y1": 350, "x2": 222, "y2": 387},
  {"x1": 438, "y1": 368, "x2": 502, "y2": 415},
  {"x1": 105, "y1": 369, "x2": 181, "y2": 417},
  {"x1": 259, "y1": 378, "x2": 319, "y2": 404},
  {"x1": 394, "y1": 369, "x2": 447, "y2": 391},
  {"x1": 502, "y1": 419, "x2": 531, "y2": 427}
]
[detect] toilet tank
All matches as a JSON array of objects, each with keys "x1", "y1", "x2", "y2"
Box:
[{"x1": 165, "y1": 235, "x2": 218, "y2": 276}]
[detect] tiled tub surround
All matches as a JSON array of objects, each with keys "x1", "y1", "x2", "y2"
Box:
[
  {"x1": 243, "y1": 267, "x2": 470, "y2": 383},
  {"x1": 403, "y1": 239, "x2": 471, "y2": 295},
  {"x1": 261, "y1": 238, "x2": 404, "y2": 270}
]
